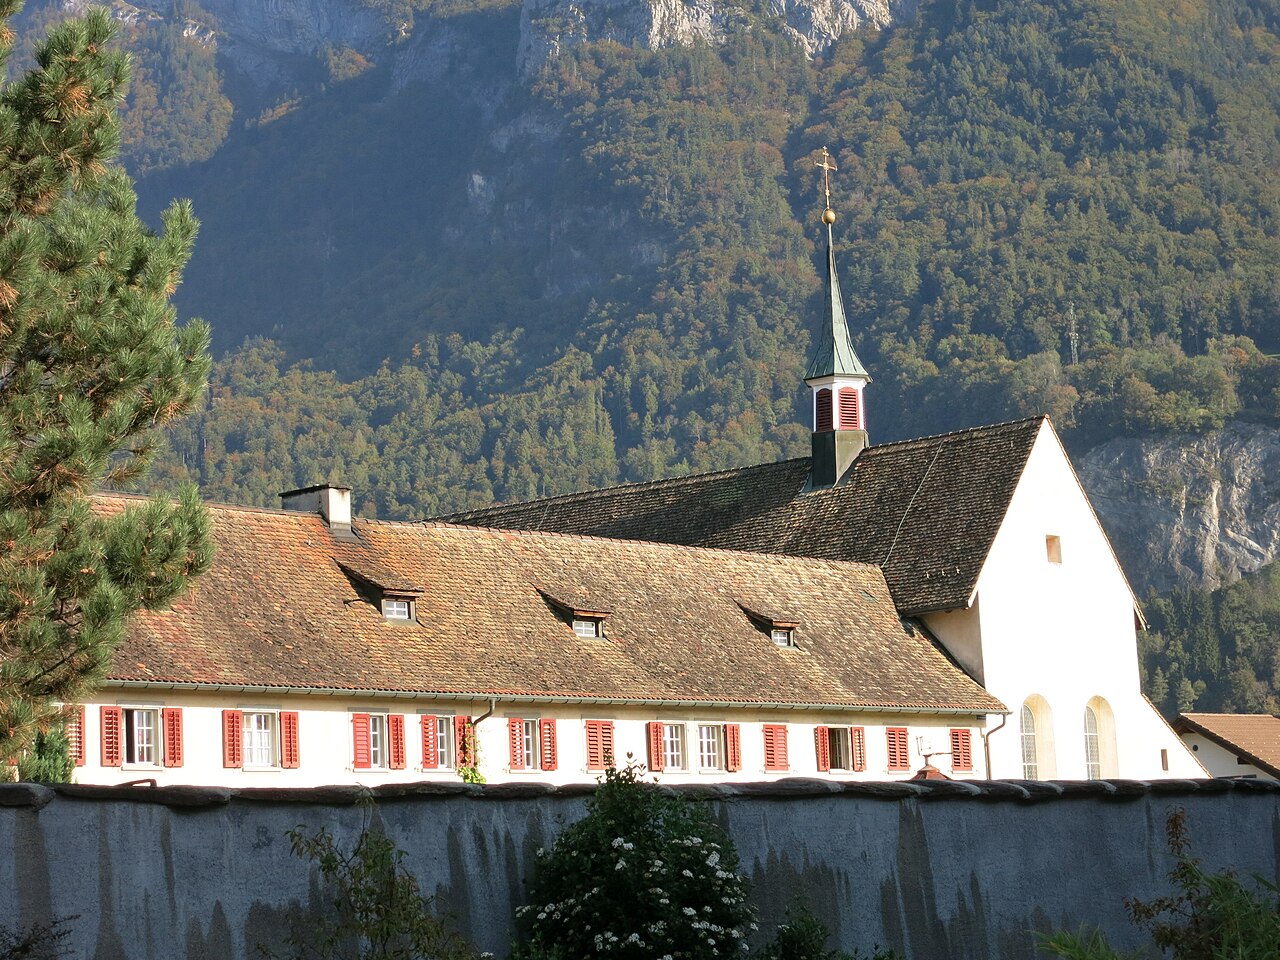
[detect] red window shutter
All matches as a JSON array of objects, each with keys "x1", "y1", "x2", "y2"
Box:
[
  {"x1": 887, "y1": 727, "x2": 909, "y2": 771},
  {"x1": 601, "y1": 721, "x2": 614, "y2": 769},
  {"x1": 950, "y1": 729, "x2": 972, "y2": 772},
  {"x1": 646, "y1": 721, "x2": 665, "y2": 773},
  {"x1": 280, "y1": 712, "x2": 301, "y2": 769},
  {"x1": 454, "y1": 716, "x2": 472, "y2": 767},
  {"x1": 388, "y1": 714, "x2": 407, "y2": 770},
  {"x1": 352, "y1": 713, "x2": 372, "y2": 769},
  {"x1": 162, "y1": 708, "x2": 184, "y2": 768},
  {"x1": 814, "y1": 726, "x2": 831, "y2": 772},
  {"x1": 421, "y1": 715, "x2": 439, "y2": 769},
  {"x1": 222, "y1": 710, "x2": 243, "y2": 769},
  {"x1": 724, "y1": 723, "x2": 742, "y2": 772},
  {"x1": 66, "y1": 706, "x2": 85, "y2": 767},
  {"x1": 838, "y1": 387, "x2": 859, "y2": 430},
  {"x1": 815, "y1": 389, "x2": 833, "y2": 432},
  {"x1": 100, "y1": 706, "x2": 123, "y2": 767},
  {"x1": 851, "y1": 727, "x2": 867, "y2": 772},
  {"x1": 508, "y1": 718, "x2": 525, "y2": 770},
  {"x1": 539, "y1": 719, "x2": 558, "y2": 771},
  {"x1": 763, "y1": 724, "x2": 789, "y2": 772},
  {"x1": 585, "y1": 720, "x2": 614, "y2": 771}
]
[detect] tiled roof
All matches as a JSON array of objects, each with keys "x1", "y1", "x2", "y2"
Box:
[
  {"x1": 1174, "y1": 713, "x2": 1280, "y2": 778},
  {"x1": 97, "y1": 493, "x2": 1002, "y2": 714},
  {"x1": 440, "y1": 417, "x2": 1047, "y2": 615}
]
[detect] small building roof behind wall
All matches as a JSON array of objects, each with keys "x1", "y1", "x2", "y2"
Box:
[{"x1": 1174, "y1": 713, "x2": 1280, "y2": 778}]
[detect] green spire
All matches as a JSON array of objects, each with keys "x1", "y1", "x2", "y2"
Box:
[{"x1": 805, "y1": 222, "x2": 869, "y2": 382}]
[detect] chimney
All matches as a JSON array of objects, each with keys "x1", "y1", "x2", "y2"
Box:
[{"x1": 280, "y1": 484, "x2": 353, "y2": 535}]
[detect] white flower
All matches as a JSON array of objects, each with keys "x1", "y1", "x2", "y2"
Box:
[
  {"x1": 659, "y1": 898, "x2": 670, "y2": 905},
  {"x1": 707, "y1": 852, "x2": 720, "y2": 867},
  {"x1": 615, "y1": 860, "x2": 626, "y2": 870},
  {"x1": 682, "y1": 869, "x2": 694, "y2": 878},
  {"x1": 683, "y1": 907, "x2": 697, "y2": 916},
  {"x1": 537, "y1": 912, "x2": 547, "y2": 921},
  {"x1": 627, "y1": 934, "x2": 641, "y2": 944}
]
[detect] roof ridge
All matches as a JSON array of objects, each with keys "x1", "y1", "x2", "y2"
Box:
[
  {"x1": 435, "y1": 457, "x2": 810, "y2": 520},
  {"x1": 863, "y1": 415, "x2": 1047, "y2": 454},
  {"x1": 92, "y1": 490, "x2": 318, "y2": 520},
  {"x1": 360, "y1": 515, "x2": 890, "y2": 576}
]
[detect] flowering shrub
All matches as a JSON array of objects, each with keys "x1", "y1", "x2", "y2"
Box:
[{"x1": 514, "y1": 761, "x2": 755, "y2": 959}]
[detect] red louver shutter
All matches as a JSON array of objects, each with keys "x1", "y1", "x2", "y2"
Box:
[
  {"x1": 222, "y1": 710, "x2": 243, "y2": 769},
  {"x1": 539, "y1": 719, "x2": 558, "y2": 771},
  {"x1": 100, "y1": 706, "x2": 123, "y2": 767},
  {"x1": 724, "y1": 724, "x2": 742, "y2": 773},
  {"x1": 851, "y1": 727, "x2": 867, "y2": 772},
  {"x1": 838, "y1": 387, "x2": 859, "y2": 430},
  {"x1": 66, "y1": 706, "x2": 85, "y2": 767},
  {"x1": 508, "y1": 718, "x2": 525, "y2": 770},
  {"x1": 814, "y1": 726, "x2": 831, "y2": 772},
  {"x1": 454, "y1": 716, "x2": 472, "y2": 767},
  {"x1": 815, "y1": 389, "x2": 833, "y2": 432},
  {"x1": 886, "y1": 727, "x2": 909, "y2": 771},
  {"x1": 585, "y1": 720, "x2": 614, "y2": 771},
  {"x1": 950, "y1": 729, "x2": 972, "y2": 772},
  {"x1": 646, "y1": 721, "x2": 665, "y2": 773},
  {"x1": 388, "y1": 715, "x2": 407, "y2": 770},
  {"x1": 280, "y1": 712, "x2": 301, "y2": 769},
  {"x1": 162, "y1": 708, "x2": 184, "y2": 768},
  {"x1": 600, "y1": 721, "x2": 614, "y2": 769},
  {"x1": 763, "y1": 724, "x2": 789, "y2": 772},
  {"x1": 421, "y1": 715, "x2": 438, "y2": 769},
  {"x1": 352, "y1": 713, "x2": 372, "y2": 769}
]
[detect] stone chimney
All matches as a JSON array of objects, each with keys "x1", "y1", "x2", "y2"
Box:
[{"x1": 280, "y1": 484, "x2": 353, "y2": 535}]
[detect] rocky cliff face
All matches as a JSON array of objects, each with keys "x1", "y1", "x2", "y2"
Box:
[
  {"x1": 1077, "y1": 422, "x2": 1280, "y2": 597},
  {"x1": 517, "y1": 0, "x2": 915, "y2": 74}
]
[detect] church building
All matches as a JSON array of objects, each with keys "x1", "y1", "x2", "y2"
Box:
[{"x1": 60, "y1": 155, "x2": 1202, "y2": 787}]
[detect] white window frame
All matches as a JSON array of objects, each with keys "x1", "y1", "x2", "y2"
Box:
[
  {"x1": 1020, "y1": 704, "x2": 1039, "y2": 780},
  {"x1": 369, "y1": 713, "x2": 388, "y2": 769},
  {"x1": 662, "y1": 722, "x2": 687, "y2": 771},
  {"x1": 697, "y1": 723, "x2": 724, "y2": 772},
  {"x1": 382, "y1": 598, "x2": 413, "y2": 621},
  {"x1": 828, "y1": 726, "x2": 853, "y2": 771},
  {"x1": 436, "y1": 715, "x2": 454, "y2": 769},
  {"x1": 1083, "y1": 706, "x2": 1101, "y2": 779},
  {"x1": 770, "y1": 628, "x2": 794, "y2": 647},
  {"x1": 124, "y1": 706, "x2": 161, "y2": 767},
  {"x1": 512, "y1": 717, "x2": 541, "y2": 771},
  {"x1": 572, "y1": 618, "x2": 602, "y2": 638},
  {"x1": 243, "y1": 710, "x2": 280, "y2": 769}
]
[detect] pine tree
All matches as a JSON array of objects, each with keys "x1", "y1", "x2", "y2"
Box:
[{"x1": 0, "y1": 3, "x2": 212, "y2": 761}]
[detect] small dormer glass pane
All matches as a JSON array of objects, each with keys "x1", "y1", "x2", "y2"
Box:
[
  {"x1": 573, "y1": 619, "x2": 600, "y2": 638},
  {"x1": 384, "y1": 599, "x2": 411, "y2": 620},
  {"x1": 771, "y1": 628, "x2": 793, "y2": 647}
]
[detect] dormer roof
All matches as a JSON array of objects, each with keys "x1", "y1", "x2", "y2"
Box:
[{"x1": 805, "y1": 225, "x2": 869, "y2": 382}]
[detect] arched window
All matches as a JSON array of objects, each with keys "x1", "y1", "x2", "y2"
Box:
[
  {"x1": 1083, "y1": 705, "x2": 1101, "y2": 779},
  {"x1": 1020, "y1": 704, "x2": 1038, "y2": 779},
  {"x1": 815, "y1": 389, "x2": 833, "y2": 432},
  {"x1": 838, "y1": 387, "x2": 859, "y2": 430}
]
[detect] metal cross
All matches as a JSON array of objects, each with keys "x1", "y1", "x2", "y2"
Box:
[{"x1": 815, "y1": 146, "x2": 838, "y2": 209}]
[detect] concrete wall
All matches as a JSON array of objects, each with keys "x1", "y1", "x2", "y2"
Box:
[{"x1": 3, "y1": 777, "x2": 1278, "y2": 960}]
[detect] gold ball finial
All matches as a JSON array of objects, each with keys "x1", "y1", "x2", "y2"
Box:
[{"x1": 822, "y1": 208, "x2": 836, "y2": 225}]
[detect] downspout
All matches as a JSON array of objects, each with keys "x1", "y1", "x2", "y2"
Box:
[
  {"x1": 980, "y1": 713, "x2": 1008, "y2": 779},
  {"x1": 473, "y1": 698, "x2": 498, "y2": 728}
]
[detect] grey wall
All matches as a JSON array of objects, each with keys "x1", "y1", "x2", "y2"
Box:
[{"x1": 3, "y1": 777, "x2": 1278, "y2": 960}]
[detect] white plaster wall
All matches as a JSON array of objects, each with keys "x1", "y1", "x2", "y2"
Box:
[
  {"x1": 1180, "y1": 732, "x2": 1276, "y2": 781},
  {"x1": 946, "y1": 421, "x2": 1202, "y2": 780},
  {"x1": 72, "y1": 691, "x2": 988, "y2": 786}
]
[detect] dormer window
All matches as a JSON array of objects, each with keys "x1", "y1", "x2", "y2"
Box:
[
  {"x1": 738, "y1": 601, "x2": 799, "y2": 648},
  {"x1": 383, "y1": 598, "x2": 413, "y2": 621},
  {"x1": 573, "y1": 618, "x2": 602, "y2": 638},
  {"x1": 770, "y1": 627, "x2": 794, "y2": 647}
]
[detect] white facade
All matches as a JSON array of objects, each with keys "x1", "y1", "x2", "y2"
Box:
[
  {"x1": 70, "y1": 688, "x2": 988, "y2": 787},
  {"x1": 1178, "y1": 731, "x2": 1276, "y2": 781},
  {"x1": 923, "y1": 420, "x2": 1204, "y2": 780}
]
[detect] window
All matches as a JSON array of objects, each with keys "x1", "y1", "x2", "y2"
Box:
[
  {"x1": 1083, "y1": 706, "x2": 1101, "y2": 779},
  {"x1": 64, "y1": 705, "x2": 85, "y2": 767},
  {"x1": 573, "y1": 619, "x2": 602, "y2": 638},
  {"x1": 838, "y1": 386, "x2": 859, "y2": 430},
  {"x1": 353, "y1": 713, "x2": 406, "y2": 771},
  {"x1": 762, "y1": 724, "x2": 789, "y2": 772},
  {"x1": 1046, "y1": 535, "x2": 1062, "y2": 564},
  {"x1": 663, "y1": 723, "x2": 686, "y2": 770},
  {"x1": 815, "y1": 388, "x2": 833, "y2": 432},
  {"x1": 382, "y1": 598, "x2": 412, "y2": 620},
  {"x1": 817, "y1": 726, "x2": 867, "y2": 773},
  {"x1": 585, "y1": 720, "x2": 614, "y2": 771},
  {"x1": 886, "y1": 727, "x2": 910, "y2": 771},
  {"x1": 949, "y1": 728, "x2": 973, "y2": 772},
  {"x1": 421, "y1": 714, "x2": 454, "y2": 769},
  {"x1": 698, "y1": 724, "x2": 724, "y2": 771},
  {"x1": 243, "y1": 711, "x2": 277, "y2": 767},
  {"x1": 508, "y1": 717, "x2": 558, "y2": 771},
  {"x1": 1020, "y1": 704, "x2": 1038, "y2": 779},
  {"x1": 100, "y1": 706, "x2": 182, "y2": 768},
  {"x1": 770, "y1": 628, "x2": 794, "y2": 647}
]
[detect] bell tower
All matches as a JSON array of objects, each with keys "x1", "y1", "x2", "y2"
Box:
[{"x1": 805, "y1": 147, "x2": 870, "y2": 489}]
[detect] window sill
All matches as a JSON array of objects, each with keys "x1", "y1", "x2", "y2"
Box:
[{"x1": 122, "y1": 763, "x2": 163, "y2": 771}]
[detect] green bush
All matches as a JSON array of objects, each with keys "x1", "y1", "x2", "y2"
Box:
[
  {"x1": 759, "y1": 903, "x2": 900, "y2": 960},
  {"x1": 514, "y1": 760, "x2": 754, "y2": 959}
]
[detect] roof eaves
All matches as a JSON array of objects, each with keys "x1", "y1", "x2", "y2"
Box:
[{"x1": 1173, "y1": 714, "x2": 1280, "y2": 779}]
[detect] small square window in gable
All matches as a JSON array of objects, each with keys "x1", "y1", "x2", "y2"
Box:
[{"x1": 1045, "y1": 535, "x2": 1062, "y2": 564}]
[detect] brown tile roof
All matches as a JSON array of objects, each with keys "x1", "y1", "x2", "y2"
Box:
[
  {"x1": 440, "y1": 417, "x2": 1047, "y2": 615},
  {"x1": 1174, "y1": 713, "x2": 1280, "y2": 778},
  {"x1": 97, "y1": 494, "x2": 1003, "y2": 714}
]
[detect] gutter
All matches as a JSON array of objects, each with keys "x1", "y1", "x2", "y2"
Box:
[
  {"x1": 980, "y1": 712, "x2": 1009, "y2": 777},
  {"x1": 100, "y1": 680, "x2": 1004, "y2": 717}
]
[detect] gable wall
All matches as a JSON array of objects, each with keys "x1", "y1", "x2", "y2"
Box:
[
  {"x1": 1179, "y1": 732, "x2": 1277, "y2": 781},
  {"x1": 958, "y1": 421, "x2": 1201, "y2": 779}
]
